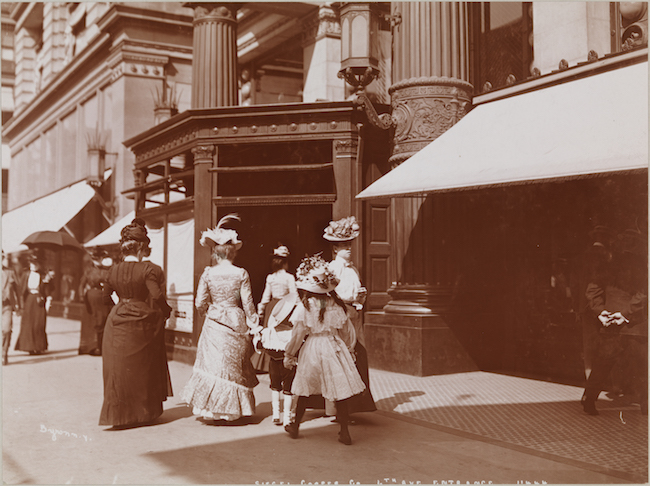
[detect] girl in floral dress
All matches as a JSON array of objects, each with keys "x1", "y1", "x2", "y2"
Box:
[{"x1": 283, "y1": 254, "x2": 366, "y2": 445}]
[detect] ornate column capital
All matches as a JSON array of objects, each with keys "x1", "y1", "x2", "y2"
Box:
[
  {"x1": 192, "y1": 144, "x2": 215, "y2": 163},
  {"x1": 389, "y1": 76, "x2": 473, "y2": 167},
  {"x1": 185, "y1": 3, "x2": 240, "y2": 25}
]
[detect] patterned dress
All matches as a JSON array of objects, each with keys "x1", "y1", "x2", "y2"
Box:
[
  {"x1": 286, "y1": 298, "x2": 365, "y2": 401},
  {"x1": 182, "y1": 261, "x2": 260, "y2": 420}
]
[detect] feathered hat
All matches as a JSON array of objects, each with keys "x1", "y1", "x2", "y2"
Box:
[
  {"x1": 323, "y1": 216, "x2": 360, "y2": 242},
  {"x1": 200, "y1": 214, "x2": 243, "y2": 249},
  {"x1": 273, "y1": 245, "x2": 290, "y2": 258},
  {"x1": 295, "y1": 254, "x2": 339, "y2": 294}
]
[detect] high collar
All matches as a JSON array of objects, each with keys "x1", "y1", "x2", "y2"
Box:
[{"x1": 123, "y1": 255, "x2": 139, "y2": 263}]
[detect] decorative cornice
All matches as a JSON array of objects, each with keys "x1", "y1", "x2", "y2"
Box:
[{"x1": 107, "y1": 48, "x2": 169, "y2": 81}]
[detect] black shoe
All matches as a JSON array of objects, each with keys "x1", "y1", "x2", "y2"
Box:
[
  {"x1": 284, "y1": 422, "x2": 299, "y2": 439},
  {"x1": 338, "y1": 429, "x2": 352, "y2": 445},
  {"x1": 582, "y1": 400, "x2": 599, "y2": 416}
]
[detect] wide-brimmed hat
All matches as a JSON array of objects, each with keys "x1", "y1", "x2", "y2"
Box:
[
  {"x1": 295, "y1": 254, "x2": 339, "y2": 294},
  {"x1": 323, "y1": 216, "x2": 360, "y2": 242},
  {"x1": 200, "y1": 213, "x2": 243, "y2": 249}
]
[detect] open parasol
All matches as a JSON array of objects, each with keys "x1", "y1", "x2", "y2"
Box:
[{"x1": 21, "y1": 231, "x2": 85, "y2": 251}]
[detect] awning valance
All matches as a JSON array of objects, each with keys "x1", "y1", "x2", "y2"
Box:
[
  {"x1": 357, "y1": 60, "x2": 648, "y2": 199},
  {"x1": 2, "y1": 179, "x2": 96, "y2": 253}
]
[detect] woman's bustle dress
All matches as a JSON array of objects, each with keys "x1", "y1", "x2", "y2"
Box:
[
  {"x1": 285, "y1": 298, "x2": 365, "y2": 401},
  {"x1": 182, "y1": 262, "x2": 260, "y2": 420},
  {"x1": 252, "y1": 269, "x2": 297, "y2": 372},
  {"x1": 99, "y1": 259, "x2": 173, "y2": 426}
]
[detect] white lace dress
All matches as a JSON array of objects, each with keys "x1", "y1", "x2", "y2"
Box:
[
  {"x1": 181, "y1": 262, "x2": 259, "y2": 420},
  {"x1": 285, "y1": 298, "x2": 366, "y2": 401}
]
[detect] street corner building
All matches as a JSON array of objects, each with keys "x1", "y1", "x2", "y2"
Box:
[{"x1": 1, "y1": 2, "x2": 647, "y2": 386}]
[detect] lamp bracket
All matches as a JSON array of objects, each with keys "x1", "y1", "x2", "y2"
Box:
[
  {"x1": 353, "y1": 92, "x2": 395, "y2": 130},
  {"x1": 382, "y1": 11, "x2": 402, "y2": 28}
]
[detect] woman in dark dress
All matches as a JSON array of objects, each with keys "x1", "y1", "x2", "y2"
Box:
[
  {"x1": 99, "y1": 219, "x2": 172, "y2": 428},
  {"x1": 79, "y1": 255, "x2": 113, "y2": 355},
  {"x1": 15, "y1": 255, "x2": 53, "y2": 355}
]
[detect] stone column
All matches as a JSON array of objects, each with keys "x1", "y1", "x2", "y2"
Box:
[
  {"x1": 365, "y1": 2, "x2": 475, "y2": 376},
  {"x1": 187, "y1": 3, "x2": 240, "y2": 108},
  {"x1": 302, "y1": 4, "x2": 344, "y2": 102},
  {"x1": 192, "y1": 144, "x2": 215, "y2": 341}
]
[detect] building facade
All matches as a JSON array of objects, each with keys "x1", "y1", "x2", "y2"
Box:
[{"x1": 3, "y1": 2, "x2": 647, "y2": 384}]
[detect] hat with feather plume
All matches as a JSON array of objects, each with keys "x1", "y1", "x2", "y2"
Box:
[{"x1": 200, "y1": 214, "x2": 243, "y2": 249}]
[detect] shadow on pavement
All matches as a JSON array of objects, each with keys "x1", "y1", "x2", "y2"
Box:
[
  {"x1": 7, "y1": 348, "x2": 81, "y2": 366},
  {"x1": 375, "y1": 391, "x2": 426, "y2": 412}
]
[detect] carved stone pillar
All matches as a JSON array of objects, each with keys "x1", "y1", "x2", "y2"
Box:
[
  {"x1": 365, "y1": 2, "x2": 476, "y2": 376},
  {"x1": 192, "y1": 144, "x2": 215, "y2": 341},
  {"x1": 302, "y1": 4, "x2": 344, "y2": 102},
  {"x1": 187, "y1": 3, "x2": 240, "y2": 108}
]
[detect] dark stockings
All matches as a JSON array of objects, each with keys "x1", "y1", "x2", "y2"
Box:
[{"x1": 286, "y1": 396, "x2": 351, "y2": 444}]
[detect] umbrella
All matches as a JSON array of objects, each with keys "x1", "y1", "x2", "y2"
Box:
[{"x1": 21, "y1": 231, "x2": 85, "y2": 251}]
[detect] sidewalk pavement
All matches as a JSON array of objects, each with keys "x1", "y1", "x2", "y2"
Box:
[{"x1": 2, "y1": 317, "x2": 647, "y2": 485}]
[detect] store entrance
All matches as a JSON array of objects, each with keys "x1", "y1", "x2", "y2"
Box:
[{"x1": 218, "y1": 205, "x2": 332, "y2": 302}]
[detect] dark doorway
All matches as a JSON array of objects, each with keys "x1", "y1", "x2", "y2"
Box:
[{"x1": 218, "y1": 204, "x2": 332, "y2": 301}]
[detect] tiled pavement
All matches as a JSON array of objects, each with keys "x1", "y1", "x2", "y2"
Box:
[{"x1": 366, "y1": 369, "x2": 648, "y2": 483}]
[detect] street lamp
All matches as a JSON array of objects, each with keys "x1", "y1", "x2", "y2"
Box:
[{"x1": 337, "y1": 2, "x2": 395, "y2": 129}]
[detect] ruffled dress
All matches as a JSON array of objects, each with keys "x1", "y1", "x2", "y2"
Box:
[
  {"x1": 182, "y1": 263, "x2": 260, "y2": 420},
  {"x1": 286, "y1": 298, "x2": 366, "y2": 401}
]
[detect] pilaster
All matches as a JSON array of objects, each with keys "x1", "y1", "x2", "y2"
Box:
[
  {"x1": 192, "y1": 143, "x2": 216, "y2": 342},
  {"x1": 301, "y1": 4, "x2": 344, "y2": 102}
]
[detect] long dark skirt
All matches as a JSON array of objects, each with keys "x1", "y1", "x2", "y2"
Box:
[
  {"x1": 79, "y1": 288, "x2": 111, "y2": 354},
  {"x1": 99, "y1": 302, "x2": 172, "y2": 426},
  {"x1": 15, "y1": 294, "x2": 48, "y2": 353},
  {"x1": 347, "y1": 342, "x2": 377, "y2": 414}
]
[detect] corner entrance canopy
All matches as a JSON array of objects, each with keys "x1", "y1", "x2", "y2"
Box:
[{"x1": 357, "y1": 60, "x2": 648, "y2": 199}]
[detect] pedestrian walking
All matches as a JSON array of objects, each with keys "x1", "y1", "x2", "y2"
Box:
[
  {"x1": 99, "y1": 219, "x2": 173, "y2": 428},
  {"x1": 79, "y1": 253, "x2": 113, "y2": 356},
  {"x1": 261, "y1": 291, "x2": 298, "y2": 426},
  {"x1": 283, "y1": 254, "x2": 366, "y2": 445},
  {"x1": 582, "y1": 228, "x2": 648, "y2": 416},
  {"x1": 324, "y1": 216, "x2": 376, "y2": 415},
  {"x1": 14, "y1": 253, "x2": 53, "y2": 356},
  {"x1": 252, "y1": 244, "x2": 297, "y2": 374},
  {"x1": 2, "y1": 250, "x2": 20, "y2": 365},
  {"x1": 182, "y1": 214, "x2": 262, "y2": 422}
]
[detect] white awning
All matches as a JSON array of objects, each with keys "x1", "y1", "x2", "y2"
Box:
[
  {"x1": 357, "y1": 60, "x2": 648, "y2": 199},
  {"x1": 2, "y1": 179, "x2": 96, "y2": 253}
]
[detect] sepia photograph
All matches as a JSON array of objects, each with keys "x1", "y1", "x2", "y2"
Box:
[{"x1": 0, "y1": 1, "x2": 647, "y2": 484}]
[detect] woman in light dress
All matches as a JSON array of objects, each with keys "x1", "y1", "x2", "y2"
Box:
[
  {"x1": 283, "y1": 254, "x2": 366, "y2": 445},
  {"x1": 182, "y1": 215, "x2": 262, "y2": 422}
]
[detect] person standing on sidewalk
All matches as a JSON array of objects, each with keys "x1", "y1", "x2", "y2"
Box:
[
  {"x1": 324, "y1": 216, "x2": 377, "y2": 416},
  {"x1": 99, "y1": 219, "x2": 172, "y2": 428},
  {"x1": 79, "y1": 254, "x2": 113, "y2": 356},
  {"x1": 582, "y1": 229, "x2": 648, "y2": 416},
  {"x1": 283, "y1": 254, "x2": 366, "y2": 445},
  {"x1": 182, "y1": 214, "x2": 262, "y2": 422},
  {"x1": 2, "y1": 250, "x2": 20, "y2": 365},
  {"x1": 14, "y1": 253, "x2": 53, "y2": 356}
]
